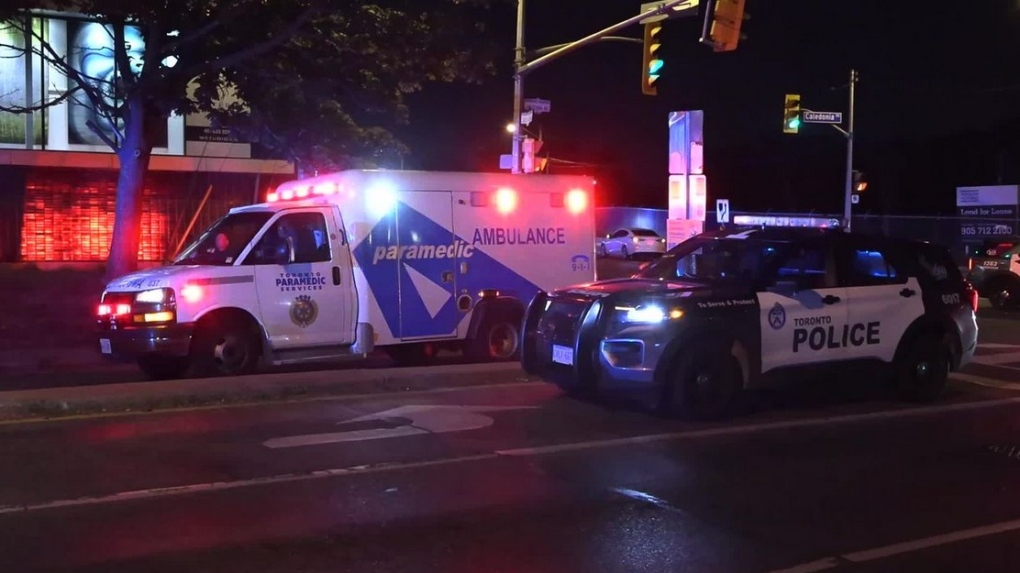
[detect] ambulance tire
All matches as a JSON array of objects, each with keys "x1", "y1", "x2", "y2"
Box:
[
  {"x1": 188, "y1": 313, "x2": 260, "y2": 377},
  {"x1": 467, "y1": 313, "x2": 522, "y2": 361},
  {"x1": 136, "y1": 355, "x2": 189, "y2": 381},
  {"x1": 895, "y1": 333, "x2": 950, "y2": 403},
  {"x1": 660, "y1": 342, "x2": 742, "y2": 420}
]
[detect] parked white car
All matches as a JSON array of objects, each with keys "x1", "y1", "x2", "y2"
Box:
[{"x1": 596, "y1": 228, "x2": 665, "y2": 259}]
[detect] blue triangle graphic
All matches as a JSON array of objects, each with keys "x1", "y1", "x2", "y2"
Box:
[{"x1": 352, "y1": 201, "x2": 542, "y2": 339}]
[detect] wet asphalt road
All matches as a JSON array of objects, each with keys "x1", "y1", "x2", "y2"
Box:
[{"x1": 3, "y1": 375, "x2": 1020, "y2": 572}]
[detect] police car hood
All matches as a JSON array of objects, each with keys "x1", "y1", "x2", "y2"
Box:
[
  {"x1": 104, "y1": 265, "x2": 217, "y2": 292},
  {"x1": 553, "y1": 278, "x2": 712, "y2": 298}
]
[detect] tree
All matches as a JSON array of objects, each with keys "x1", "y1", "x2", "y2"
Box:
[{"x1": 0, "y1": 0, "x2": 498, "y2": 278}]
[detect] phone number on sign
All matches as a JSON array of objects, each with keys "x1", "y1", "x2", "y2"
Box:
[{"x1": 961, "y1": 224, "x2": 1014, "y2": 236}]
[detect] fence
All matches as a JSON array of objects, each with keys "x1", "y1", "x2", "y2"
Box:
[{"x1": 598, "y1": 207, "x2": 1013, "y2": 267}]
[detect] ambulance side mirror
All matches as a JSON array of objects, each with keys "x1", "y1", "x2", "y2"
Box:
[{"x1": 256, "y1": 239, "x2": 296, "y2": 266}]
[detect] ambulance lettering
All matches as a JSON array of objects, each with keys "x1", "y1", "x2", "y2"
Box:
[
  {"x1": 371, "y1": 241, "x2": 476, "y2": 264},
  {"x1": 472, "y1": 227, "x2": 566, "y2": 246},
  {"x1": 793, "y1": 321, "x2": 881, "y2": 352}
]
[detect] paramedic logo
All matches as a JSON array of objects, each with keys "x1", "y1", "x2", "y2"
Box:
[
  {"x1": 768, "y1": 302, "x2": 786, "y2": 330},
  {"x1": 277, "y1": 271, "x2": 327, "y2": 292},
  {"x1": 290, "y1": 295, "x2": 319, "y2": 328}
]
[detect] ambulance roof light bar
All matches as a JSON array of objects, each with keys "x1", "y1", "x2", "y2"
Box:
[{"x1": 731, "y1": 215, "x2": 843, "y2": 229}]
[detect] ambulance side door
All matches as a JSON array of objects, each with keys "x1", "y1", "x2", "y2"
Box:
[
  {"x1": 244, "y1": 208, "x2": 355, "y2": 349},
  {"x1": 756, "y1": 239, "x2": 850, "y2": 373}
]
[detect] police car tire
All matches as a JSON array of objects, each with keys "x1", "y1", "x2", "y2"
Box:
[
  {"x1": 988, "y1": 278, "x2": 1020, "y2": 309},
  {"x1": 189, "y1": 315, "x2": 260, "y2": 377},
  {"x1": 896, "y1": 334, "x2": 950, "y2": 403},
  {"x1": 662, "y1": 344, "x2": 742, "y2": 420}
]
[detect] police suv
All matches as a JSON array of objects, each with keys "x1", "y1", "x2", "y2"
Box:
[
  {"x1": 521, "y1": 216, "x2": 979, "y2": 419},
  {"x1": 966, "y1": 238, "x2": 1020, "y2": 309},
  {"x1": 97, "y1": 169, "x2": 596, "y2": 379}
]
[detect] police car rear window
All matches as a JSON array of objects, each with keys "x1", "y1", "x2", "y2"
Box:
[{"x1": 914, "y1": 244, "x2": 962, "y2": 283}]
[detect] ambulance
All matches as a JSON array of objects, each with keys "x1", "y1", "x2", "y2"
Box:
[{"x1": 96, "y1": 169, "x2": 596, "y2": 379}]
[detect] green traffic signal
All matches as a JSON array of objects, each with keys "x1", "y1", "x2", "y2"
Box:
[
  {"x1": 786, "y1": 117, "x2": 800, "y2": 130},
  {"x1": 649, "y1": 58, "x2": 664, "y2": 75}
]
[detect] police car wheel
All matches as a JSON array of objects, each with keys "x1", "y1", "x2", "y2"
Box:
[
  {"x1": 896, "y1": 334, "x2": 950, "y2": 403},
  {"x1": 190, "y1": 317, "x2": 259, "y2": 376},
  {"x1": 989, "y1": 281, "x2": 1019, "y2": 309},
  {"x1": 621, "y1": 245, "x2": 629, "y2": 259},
  {"x1": 663, "y1": 346, "x2": 741, "y2": 420}
]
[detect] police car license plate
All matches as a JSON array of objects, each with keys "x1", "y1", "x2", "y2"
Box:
[
  {"x1": 552, "y1": 344, "x2": 574, "y2": 365},
  {"x1": 99, "y1": 338, "x2": 112, "y2": 355}
]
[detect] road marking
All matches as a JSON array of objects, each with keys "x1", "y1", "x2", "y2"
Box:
[
  {"x1": 263, "y1": 405, "x2": 538, "y2": 448},
  {"x1": 765, "y1": 517, "x2": 1020, "y2": 573},
  {"x1": 972, "y1": 350, "x2": 1020, "y2": 366},
  {"x1": 5, "y1": 396, "x2": 1020, "y2": 516},
  {"x1": 952, "y1": 372, "x2": 1020, "y2": 391},
  {"x1": 978, "y1": 343, "x2": 1020, "y2": 349}
]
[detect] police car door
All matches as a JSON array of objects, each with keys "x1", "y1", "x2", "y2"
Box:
[
  {"x1": 244, "y1": 209, "x2": 355, "y2": 349},
  {"x1": 837, "y1": 238, "x2": 922, "y2": 363},
  {"x1": 757, "y1": 239, "x2": 850, "y2": 373}
]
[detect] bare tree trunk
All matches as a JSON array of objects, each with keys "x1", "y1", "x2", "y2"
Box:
[{"x1": 105, "y1": 96, "x2": 154, "y2": 281}]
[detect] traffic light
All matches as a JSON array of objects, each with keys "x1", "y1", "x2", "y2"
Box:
[
  {"x1": 783, "y1": 94, "x2": 801, "y2": 134},
  {"x1": 701, "y1": 0, "x2": 748, "y2": 53},
  {"x1": 641, "y1": 22, "x2": 663, "y2": 96},
  {"x1": 853, "y1": 170, "x2": 867, "y2": 192}
]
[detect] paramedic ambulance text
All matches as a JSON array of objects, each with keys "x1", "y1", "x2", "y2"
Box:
[
  {"x1": 792, "y1": 318, "x2": 881, "y2": 352},
  {"x1": 370, "y1": 227, "x2": 569, "y2": 264}
]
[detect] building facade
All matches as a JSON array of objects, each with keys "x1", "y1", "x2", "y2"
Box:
[{"x1": 0, "y1": 14, "x2": 295, "y2": 264}]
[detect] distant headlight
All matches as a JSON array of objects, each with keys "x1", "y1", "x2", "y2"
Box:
[{"x1": 135, "y1": 288, "x2": 169, "y2": 303}]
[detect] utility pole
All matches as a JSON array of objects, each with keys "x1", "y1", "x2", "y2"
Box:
[
  {"x1": 508, "y1": 0, "x2": 699, "y2": 174},
  {"x1": 511, "y1": 0, "x2": 526, "y2": 174},
  {"x1": 842, "y1": 68, "x2": 858, "y2": 232}
]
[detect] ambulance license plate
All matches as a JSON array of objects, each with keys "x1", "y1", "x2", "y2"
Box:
[
  {"x1": 552, "y1": 344, "x2": 574, "y2": 366},
  {"x1": 99, "y1": 338, "x2": 112, "y2": 355}
]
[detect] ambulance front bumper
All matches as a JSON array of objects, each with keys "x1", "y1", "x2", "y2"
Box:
[{"x1": 97, "y1": 323, "x2": 195, "y2": 361}]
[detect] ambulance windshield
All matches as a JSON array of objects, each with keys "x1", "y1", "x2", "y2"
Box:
[
  {"x1": 173, "y1": 212, "x2": 273, "y2": 266},
  {"x1": 636, "y1": 237, "x2": 786, "y2": 284}
]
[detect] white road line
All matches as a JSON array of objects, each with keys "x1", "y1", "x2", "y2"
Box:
[
  {"x1": 5, "y1": 396, "x2": 1020, "y2": 516},
  {"x1": 977, "y1": 343, "x2": 1020, "y2": 349},
  {"x1": 765, "y1": 517, "x2": 1020, "y2": 573},
  {"x1": 972, "y1": 351, "x2": 1020, "y2": 366},
  {"x1": 951, "y1": 373, "x2": 1020, "y2": 391}
]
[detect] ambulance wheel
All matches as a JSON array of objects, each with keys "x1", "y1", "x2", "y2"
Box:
[
  {"x1": 189, "y1": 314, "x2": 260, "y2": 377},
  {"x1": 468, "y1": 316, "x2": 521, "y2": 361},
  {"x1": 896, "y1": 333, "x2": 950, "y2": 403},
  {"x1": 136, "y1": 355, "x2": 188, "y2": 381},
  {"x1": 660, "y1": 343, "x2": 741, "y2": 420}
]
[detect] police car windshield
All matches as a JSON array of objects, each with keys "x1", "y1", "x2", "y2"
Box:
[
  {"x1": 173, "y1": 212, "x2": 274, "y2": 266},
  {"x1": 636, "y1": 237, "x2": 786, "y2": 283}
]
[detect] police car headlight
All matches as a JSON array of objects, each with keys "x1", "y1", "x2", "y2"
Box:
[
  {"x1": 135, "y1": 288, "x2": 169, "y2": 303},
  {"x1": 616, "y1": 304, "x2": 683, "y2": 324}
]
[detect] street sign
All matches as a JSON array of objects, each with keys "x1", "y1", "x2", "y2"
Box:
[
  {"x1": 520, "y1": 110, "x2": 534, "y2": 126},
  {"x1": 640, "y1": 0, "x2": 700, "y2": 23},
  {"x1": 499, "y1": 154, "x2": 513, "y2": 170},
  {"x1": 524, "y1": 98, "x2": 551, "y2": 114},
  {"x1": 851, "y1": 193, "x2": 860, "y2": 205},
  {"x1": 802, "y1": 111, "x2": 843, "y2": 124},
  {"x1": 716, "y1": 199, "x2": 730, "y2": 223}
]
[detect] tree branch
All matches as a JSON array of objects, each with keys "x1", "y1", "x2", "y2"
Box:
[
  {"x1": 111, "y1": 20, "x2": 137, "y2": 87},
  {"x1": 176, "y1": 1, "x2": 323, "y2": 81},
  {"x1": 86, "y1": 118, "x2": 120, "y2": 149},
  {"x1": 0, "y1": 84, "x2": 82, "y2": 113}
]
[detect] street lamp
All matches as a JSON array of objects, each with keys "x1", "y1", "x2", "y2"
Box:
[{"x1": 505, "y1": 123, "x2": 517, "y2": 133}]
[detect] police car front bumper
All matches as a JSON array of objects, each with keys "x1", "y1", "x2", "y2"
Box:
[
  {"x1": 97, "y1": 323, "x2": 194, "y2": 361},
  {"x1": 521, "y1": 294, "x2": 670, "y2": 393}
]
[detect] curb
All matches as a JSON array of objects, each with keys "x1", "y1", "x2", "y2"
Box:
[{"x1": 0, "y1": 362, "x2": 534, "y2": 422}]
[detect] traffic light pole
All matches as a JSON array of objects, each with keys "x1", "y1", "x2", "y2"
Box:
[
  {"x1": 510, "y1": 0, "x2": 695, "y2": 174},
  {"x1": 841, "y1": 69, "x2": 858, "y2": 232},
  {"x1": 511, "y1": 0, "x2": 526, "y2": 174}
]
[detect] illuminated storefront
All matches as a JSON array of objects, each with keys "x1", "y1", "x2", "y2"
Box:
[{"x1": 0, "y1": 15, "x2": 294, "y2": 263}]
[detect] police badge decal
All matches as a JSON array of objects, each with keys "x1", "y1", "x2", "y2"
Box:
[{"x1": 290, "y1": 295, "x2": 319, "y2": 328}]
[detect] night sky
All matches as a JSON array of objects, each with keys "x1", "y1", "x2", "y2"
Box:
[{"x1": 396, "y1": 0, "x2": 1020, "y2": 215}]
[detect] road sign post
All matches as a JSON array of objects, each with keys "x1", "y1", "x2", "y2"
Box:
[{"x1": 716, "y1": 198, "x2": 730, "y2": 223}]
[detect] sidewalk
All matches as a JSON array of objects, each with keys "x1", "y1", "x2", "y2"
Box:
[{"x1": 0, "y1": 362, "x2": 532, "y2": 422}]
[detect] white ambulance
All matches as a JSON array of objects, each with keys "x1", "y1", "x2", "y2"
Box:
[{"x1": 96, "y1": 169, "x2": 596, "y2": 379}]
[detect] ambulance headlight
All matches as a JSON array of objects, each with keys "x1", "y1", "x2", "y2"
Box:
[{"x1": 135, "y1": 288, "x2": 170, "y2": 303}]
